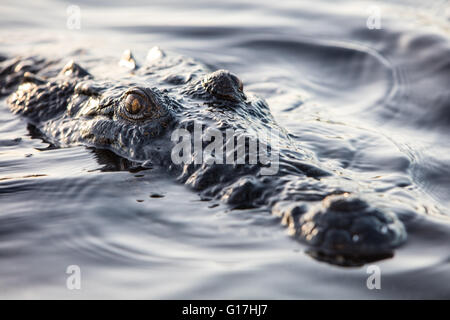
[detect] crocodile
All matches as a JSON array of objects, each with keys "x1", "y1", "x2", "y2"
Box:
[{"x1": 0, "y1": 48, "x2": 407, "y2": 266}]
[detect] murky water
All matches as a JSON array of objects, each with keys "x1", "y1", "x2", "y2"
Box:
[{"x1": 0, "y1": 0, "x2": 450, "y2": 299}]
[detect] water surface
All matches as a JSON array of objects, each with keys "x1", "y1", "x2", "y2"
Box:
[{"x1": 0, "y1": 0, "x2": 450, "y2": 299}]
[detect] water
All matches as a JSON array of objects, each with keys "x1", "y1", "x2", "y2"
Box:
[{"x1": 1, "y1": 0, "x2": 450, "y2": 299}]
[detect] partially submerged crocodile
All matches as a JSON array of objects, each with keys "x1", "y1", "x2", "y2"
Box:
[{"x1": 0, "y1": 48, "x2": 407, "y2": 266}]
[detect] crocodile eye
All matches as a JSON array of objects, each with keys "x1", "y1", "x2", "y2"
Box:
[
  {"x1": 120, "y1": 88, "x2": 155, "y2": 121},
  {"x1": 119, "y1": 87, "x2": 170, "y2": 122},
  {"x1": 125, "y1": 93, "x2": 147, "y2": 115}
]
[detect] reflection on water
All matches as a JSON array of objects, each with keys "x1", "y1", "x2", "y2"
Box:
[{"x1": 0, "y1": 0, "x2": 450, "y2": 298}]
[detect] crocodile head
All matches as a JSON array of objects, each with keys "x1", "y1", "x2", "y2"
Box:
[
  {"x1": 6, "y1": 50, "x2": 276, "y2": 165},
  {"x1": 2, "y1": 48, "x2": 408, "y2": 267}
]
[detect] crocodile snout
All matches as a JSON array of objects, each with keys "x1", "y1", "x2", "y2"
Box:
[{"x1": 273, "y1": 194, "x2": 407, "y2": 266}]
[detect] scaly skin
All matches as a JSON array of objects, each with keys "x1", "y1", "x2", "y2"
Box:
[{"x1": 0, "y1": 48, "x2": 407, "y2": 266}]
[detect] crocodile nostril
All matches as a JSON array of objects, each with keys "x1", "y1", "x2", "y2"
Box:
[{"x1": 202, "y1": 69, "x2": 245, "y2": 102}]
